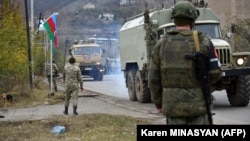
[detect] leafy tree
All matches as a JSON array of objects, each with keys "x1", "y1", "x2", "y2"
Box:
[{"x1": 0, "y1": 0, "x2": 29, "y2": 93}]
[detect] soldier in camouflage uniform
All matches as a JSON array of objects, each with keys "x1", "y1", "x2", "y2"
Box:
[
  {"x1": 148, "y1": 1, "x2": 221, "y2": 125},
  {"x1": 63, "y1": 57, "x2": 83, "y2": 115},
  {"x1": 46, "y1": 60, "x2": 59, "y2": 92}
]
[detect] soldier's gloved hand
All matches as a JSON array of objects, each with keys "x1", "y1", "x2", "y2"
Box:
[{"x1": 80, "y1": 87, "x2": 83, "y2": 92}]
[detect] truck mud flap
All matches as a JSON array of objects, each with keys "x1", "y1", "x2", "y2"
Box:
[{"x1": 222, "y1": 67, "x2": 250, "y2": 76}]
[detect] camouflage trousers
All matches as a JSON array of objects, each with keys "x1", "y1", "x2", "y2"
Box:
[
  {"x1": 166, "y1": 114, "x2": 210, "y2": 125},
  {"x1": 47, "y1": 75, "x2": 57, "y2": 89},
  {"x1": 64, "y1": 85, "x2": 78, "y2": 107}
]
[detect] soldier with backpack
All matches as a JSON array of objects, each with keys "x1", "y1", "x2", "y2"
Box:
[{"x1": 148, "y1": 1, "x2": 221, "y2": 125}]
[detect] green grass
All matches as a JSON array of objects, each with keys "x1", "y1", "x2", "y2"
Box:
[{"x1": 0, "y1": 114, "x2": 151, "y2": 141}]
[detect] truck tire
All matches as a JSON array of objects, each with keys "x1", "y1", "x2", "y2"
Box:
[
  {"x1": 93, "y1": 71, "x2": 103, "y2": 81},
  {"x1": 97, "y1": 72, "x2": 103, "y2": 81},
  {"x1": 93, "y1": 73, "x2": 98, "y2": 81},
  {"x1": 135, "y1": 71, "x2": 151, "y2": 103},
  {"x1": 226, "y1": 75, "x2": 250, "y2": 107},
  {"x1": 127, "y1": 70, "x2": 137, "y2": 101}
]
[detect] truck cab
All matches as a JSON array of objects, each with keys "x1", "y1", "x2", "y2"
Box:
[{"x1": 69, "y1": 40, "x2": 104, "y2": 81}]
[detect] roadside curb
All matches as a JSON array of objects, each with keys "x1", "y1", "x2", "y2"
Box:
[{"x1": 82, "y1": 88, "x2": 164, "y2": 118}]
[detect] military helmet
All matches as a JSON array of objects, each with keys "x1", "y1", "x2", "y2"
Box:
[{"x1": 171, "y1": 1, "x2": 199, "y2": 21}]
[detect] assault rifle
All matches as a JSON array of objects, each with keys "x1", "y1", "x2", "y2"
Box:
[{"x1": 185, "y1": 52, "x2": 214, "y2": 125}]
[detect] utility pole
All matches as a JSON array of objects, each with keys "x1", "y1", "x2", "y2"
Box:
[
  {"x1": 64, "y1": 39, "x2": 70, "y2": 69},
  {"x1": 31, "y1": 0, "x2": 34, "y2": 31},
  {"x1": 24, "y1": 0, "x2": 33, "y2": 89},
  {"x1": 30, "y1": 0, "x2": 35, "y2": 86}
]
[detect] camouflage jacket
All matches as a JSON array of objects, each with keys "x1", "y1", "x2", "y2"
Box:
[
  {"x1": 148, "y1": 29, "x2": 221, "y2": 117},
  {"x1": 63, "y1": 63, "x2": 83, "y2": 88},
  {"x1": 46, "y1": 63, "x2": 59, "y2": 76}
]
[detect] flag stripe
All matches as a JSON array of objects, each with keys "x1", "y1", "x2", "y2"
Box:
[
  {"x1": 43, "y1": 13, "x2": 58, "y2": 48},
  {"x1": 44, "y1": 22, "x2": 54, "y2": 41},
  {"x1": 51, "y1": 15, "x2": 58, "y2": 48},
  {"x1": 47, "y1": 17, "x2": 58, "y2": 48}
]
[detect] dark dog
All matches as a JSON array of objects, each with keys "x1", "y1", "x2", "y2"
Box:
[
  {"x1": 6, "y1": 94, "x2": 13, "y2": 103},
  {"x1": 2, "y1": 93, "x2": 14, "y2": 109}
]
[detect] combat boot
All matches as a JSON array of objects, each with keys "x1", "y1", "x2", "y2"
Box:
[
  {"x1": 73, "y1": 106, "x2": 78, "y2": 115},
  {"x1": 63, "y1": 107, "x2": 68, "y2": 115}
]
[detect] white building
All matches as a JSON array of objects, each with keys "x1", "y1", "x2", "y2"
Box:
[
  {"x1": 120, "y1": 0, "x2": 134, "y2": 6},
  {"x1": 83, "y1": 3, "x2": 95, "y2": 10},
  {"x1": 99, "y1": 13, "x2": 114, "y2": 21}
]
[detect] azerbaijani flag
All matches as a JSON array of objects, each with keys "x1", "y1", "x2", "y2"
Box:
[{"x1": 43, "y1": 13, "x2": 58, "y2": 48}]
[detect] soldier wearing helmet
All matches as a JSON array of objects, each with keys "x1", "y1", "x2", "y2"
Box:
[
  {"x1": 148, "y1": 1, "x2": 221, "y2": 125},
  {"x1": 171, "y1": 0, "x2": 199, "y2": 27}
]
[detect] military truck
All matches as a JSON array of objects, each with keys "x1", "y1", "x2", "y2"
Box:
[
  {"x1": 119, "y1": 1, "x2": 250, "y2": 106},
  {"x1": 88, "y1": 37, "x2": 121, "y2": 75},
  {"x1": 69, "y1": 40, "x2": 104, "y2": 81}
]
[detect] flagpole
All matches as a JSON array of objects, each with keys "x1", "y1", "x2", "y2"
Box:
[
  {"x1": 42, "y1": 12, "x2": 59, "y2": 102},
  {"x1": 50, "y1": 40, "x2": 53, "y2": 95},
  {"x1": 44, "y1": 32, "x2": 48, "y2": 75}
]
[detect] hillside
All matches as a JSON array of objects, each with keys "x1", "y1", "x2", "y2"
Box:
[{"x1": 33, "y1": 0, "x2": 174, "y2": 44}]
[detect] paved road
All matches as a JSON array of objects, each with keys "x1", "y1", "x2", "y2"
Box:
[
  {"x1": 1, "y1": 73, "x2": 249, "y2": 125},
  {"x1": 79, "y1": 73, "x2": 250, "y2": 125}
]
